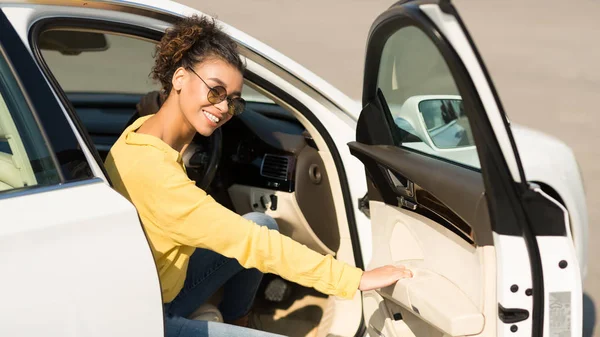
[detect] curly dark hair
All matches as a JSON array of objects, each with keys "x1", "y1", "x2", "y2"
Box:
[{"x1": 151, "y1": 15, "x2": 245, "y2": 95}]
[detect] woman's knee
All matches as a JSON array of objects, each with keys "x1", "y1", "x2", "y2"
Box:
[{"x1": 242, "y1": 212, "x2": 279, "y2": 231}]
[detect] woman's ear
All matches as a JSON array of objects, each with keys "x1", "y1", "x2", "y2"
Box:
[{"x1": 171, "y1": 67, "x2": 186, "y2": 93}]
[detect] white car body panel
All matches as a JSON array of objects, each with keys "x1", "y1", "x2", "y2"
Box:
[
  {"x1": 532, "y1": 187, "x2": 583, "y2": 337},
  {"x1": 511, "y1": 124, "x2": 589, "y2": 279},
  {"x1": 0, "y1": 180, "x2": 163, "y2": 336},
  {"x1": 493, "y1": 233, "x2": 534, "y2": 337}
]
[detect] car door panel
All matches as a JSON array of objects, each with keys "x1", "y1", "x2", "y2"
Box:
[
  {"x1": 367, "y1": 200, "x2": 487, "y2": 335},
  {"x1": 351, "y1": 94, "x2": 492, "y2": 335},
  {"x1": 384, "y1": 267, "x2": 484, "y2": 336},
  {"x1": 355, "y1": 1, "x2": 581, "y2": 337},
  {"x1": 0, "y1": 180, "x2": 163, "y2": 336},
  {"x1": 0, "y1": 7, "x2": 164, "y2": 336},
  {"x1": 349, "y1": 141, "x2": 492, "y2": 245}
]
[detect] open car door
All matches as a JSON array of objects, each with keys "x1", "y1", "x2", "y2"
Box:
[
  {"x1": 349, "y1": 1, "x2": 582, "y2": 337},
  {"x1": 0, "y1": 8, "x2": 163, "y2": 336}
]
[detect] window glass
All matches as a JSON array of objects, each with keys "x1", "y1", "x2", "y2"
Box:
[
  {"x1": 39, "y1": 29, "x2": 275, "y2": 105},
  {"x1": 242, "y1": 85, "x2": 275, "y2": 104},
  {"x1": 0, "y1": 52, "x2": 60, "y2": 192},
  {"x1": 40, "y1": 30, "x2": 159, "y2": 94},
  {"x1": 377, "y1": 26, "x2": 480, "y2": 169}
]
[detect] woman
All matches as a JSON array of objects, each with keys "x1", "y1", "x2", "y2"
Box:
[{"x1": 105, "y1": 15, "x2": 412, "y2": 337}]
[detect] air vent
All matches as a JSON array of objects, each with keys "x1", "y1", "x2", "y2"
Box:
[{"x1": 261, "y1": 154, "x2": 289, "y2": 181}]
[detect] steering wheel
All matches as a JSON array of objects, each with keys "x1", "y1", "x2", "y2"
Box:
[
  {"x1": 125, "y1": 91, "x2": 222, "y2": 191},
  {"x1": 181, "y1": 129, "x2": 222, "y2": 191}
]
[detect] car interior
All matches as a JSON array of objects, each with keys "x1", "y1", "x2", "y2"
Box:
[{"x1": 37, "y1": 27, "x2": 352, "y2": 337}]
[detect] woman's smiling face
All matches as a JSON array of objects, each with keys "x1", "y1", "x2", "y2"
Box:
[{"x1": 172, "y1": 57, "x2": 244, "y2": 137}]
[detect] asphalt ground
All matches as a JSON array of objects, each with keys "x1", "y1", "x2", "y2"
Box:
[{"x1": 177, "y1": 1, "x2": 600, "y2": 335}]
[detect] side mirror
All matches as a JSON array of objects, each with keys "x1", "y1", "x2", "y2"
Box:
[
  {"x1": 393, "y1": 95, "x2": 474, "y2": 150},
  {"x1": 39, "y1": 30, "x2": 109, "y2": 55},
  {"x1": 417, "y1": 97, "x2": 474, "y2": 149}
]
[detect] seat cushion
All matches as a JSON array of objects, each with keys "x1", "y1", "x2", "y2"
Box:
[{"x1": 0, "y1": 152, "x2": 23, "y2": 190}]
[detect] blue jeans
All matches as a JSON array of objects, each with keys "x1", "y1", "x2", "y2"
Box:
[{"x1": 163, "y1": 212, "x2": 285, "y2": 337}]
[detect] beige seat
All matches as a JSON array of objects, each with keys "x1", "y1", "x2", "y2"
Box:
[{"x1": 0, "y1": 151, "x2": 23, "y2": 190}]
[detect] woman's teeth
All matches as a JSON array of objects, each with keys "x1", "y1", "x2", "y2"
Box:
[{"x1": 203, "y1": 111, "x2": 220, "y2": 124}]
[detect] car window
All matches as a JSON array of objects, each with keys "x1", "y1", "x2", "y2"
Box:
[
  {"x1": 0, "y1": 52, "x2": 60, "y2": 193},
  {"x1": 40, "y1": 30, "x2": 159, "y2": 94},
  {"x1": 39, "y1": 29, "x2": 275, "y2": 104},
  {"x1": 242, "y1": 85, "x2": 275, "y2": 104},
  {"x1": 377, "y1": 26, "x2": 480, "y2": 169}
]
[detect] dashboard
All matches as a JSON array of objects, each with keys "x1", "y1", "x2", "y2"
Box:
[{"x1": 219, "y1": 102, "x2": 312, "y2": 193}]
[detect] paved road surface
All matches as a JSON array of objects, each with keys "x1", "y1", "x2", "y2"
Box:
[{"x1": 178, "y1": 1, "x2": 599, "y2": 335}]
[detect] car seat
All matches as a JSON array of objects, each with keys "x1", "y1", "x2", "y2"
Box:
[{"x1": 0, "y1": 120, "x2": 26, "y2": 191}]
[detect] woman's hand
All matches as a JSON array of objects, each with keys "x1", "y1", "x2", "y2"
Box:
[{"x1": 358, "y1": 265, "x2": 413, "y2": 291}]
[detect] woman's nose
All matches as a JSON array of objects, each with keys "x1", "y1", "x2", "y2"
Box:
[{"x1": 214, "y1": 98, "x2": 229, "y2": 114}]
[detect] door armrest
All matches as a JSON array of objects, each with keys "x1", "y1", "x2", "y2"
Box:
[{"x1": 378, "y1": 268, "x2": 484, "y2": 336}]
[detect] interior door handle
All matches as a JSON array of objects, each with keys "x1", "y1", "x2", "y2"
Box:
[{"x1": 387, "y1": 169, "x2": 414, "y2": 197}]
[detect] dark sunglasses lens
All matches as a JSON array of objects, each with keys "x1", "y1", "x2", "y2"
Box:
[
  {"x1": 229, "y1": 98, "x2": 246, "y2": 116},
  {"x1": 207, "y1": 86, "x2": 227, "y2": 104}
]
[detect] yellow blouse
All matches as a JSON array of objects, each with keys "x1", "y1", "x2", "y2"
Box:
[{"x1": 104, "y1": 115, "x2": 363, "y2": 303}]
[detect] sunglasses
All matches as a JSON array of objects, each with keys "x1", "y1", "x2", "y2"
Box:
[{"x1": 186, "y1": 67, "x2": 246, "y2": 116}]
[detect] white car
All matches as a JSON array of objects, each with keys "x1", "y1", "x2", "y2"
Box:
[{"x1": 0, "y1": 1, "x2": 587, "y2": 337}]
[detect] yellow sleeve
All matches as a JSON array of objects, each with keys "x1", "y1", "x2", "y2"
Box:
[{"x1": 148, "y1": 159, "x2": 363, "y2": 299}]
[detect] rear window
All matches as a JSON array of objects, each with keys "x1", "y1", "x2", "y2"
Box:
[{"x1": 40, "y1": 30, "x2": 159, "y2": 94}]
